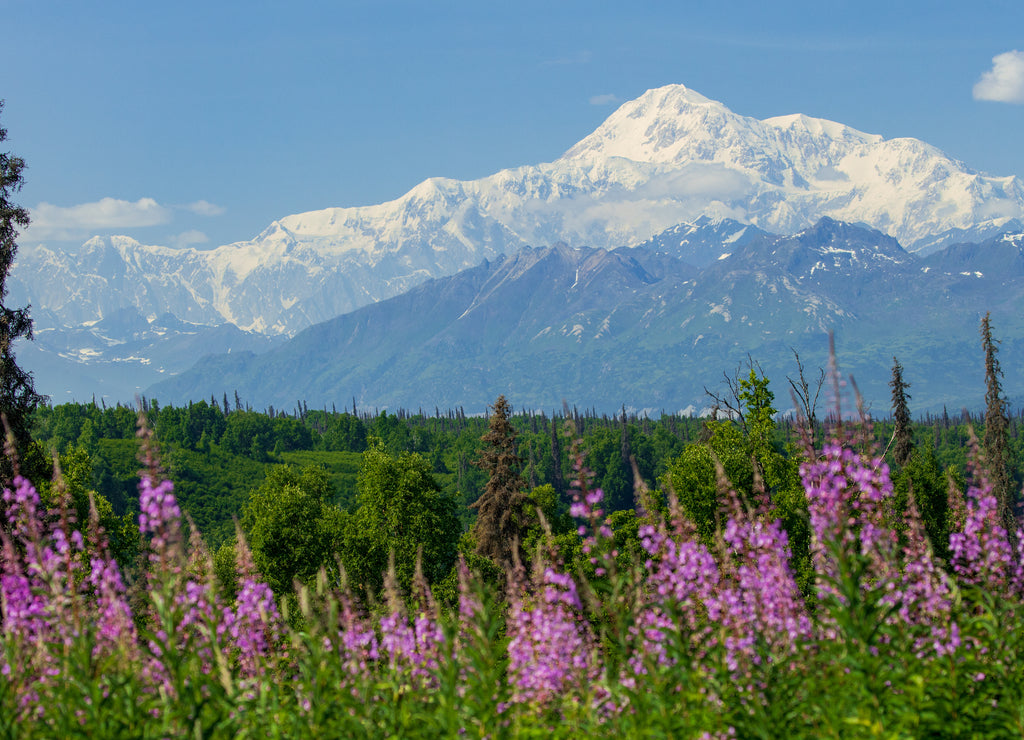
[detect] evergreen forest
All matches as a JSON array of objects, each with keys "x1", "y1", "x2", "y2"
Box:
[{"x1": 29, "y1": 361, "x2": 1021, "y2": 592}]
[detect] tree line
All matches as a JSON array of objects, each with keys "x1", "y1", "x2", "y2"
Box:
[{"x1": 20, "y1": 333, "x2": 1022, "y2": 609}]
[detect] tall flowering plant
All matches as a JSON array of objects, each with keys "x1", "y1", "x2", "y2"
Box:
[
  {"x1": 1, "y1": 474, "x2": 82, "y2": 718},
  {"x1": 949, "y1": 437, "x2": 1016, "y2": 593},
  {"x1": 710, "y1": 483, "x2": 811, "y2": 669},
  {"x1": 505, "y1": 562, "x2": 597, "y2": 708}
]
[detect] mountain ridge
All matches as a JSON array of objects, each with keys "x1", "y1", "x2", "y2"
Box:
[{"x1": 148, "y1": 218, "x2": 1024, "y2": 415}]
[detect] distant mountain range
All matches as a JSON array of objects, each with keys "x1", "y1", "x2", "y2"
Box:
[
  {"x1": 149, "y1": 218, "x2": 1024, "y2": 415},
  {"x1": 10, "y1": 83, "x2": 1024, "y2": 410}
]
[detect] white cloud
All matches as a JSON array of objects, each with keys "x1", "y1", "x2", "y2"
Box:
[
  {"x1": 171, "y1": 230, "x2": 209, "y2": 248},
  {"x1": 973, "y1": 50, "x2": 1024, "y2": 104},
  {"x1": 22, "y1": 196, "x2": 226, "y2": 243},
  {"x1": 185, "y1": 200, "x2": 226, "y2": 216},
  {"x1": 589, "y1": 93, "x2": 620, "y2": 106},
  {"x1": 27, "y1": 197, "x2": 171, "y2": 241}
]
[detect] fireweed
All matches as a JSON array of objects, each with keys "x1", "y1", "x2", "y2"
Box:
[{"x1": 3, "y1": 427, "x2": 1024, "y2": 736}]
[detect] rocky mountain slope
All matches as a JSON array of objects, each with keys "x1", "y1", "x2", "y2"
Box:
[{"x1": 149, "y1": 219, "x2": 1024, "y2": 414}]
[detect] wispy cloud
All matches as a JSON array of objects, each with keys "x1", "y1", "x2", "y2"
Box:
[
  {"x1": 589, "y1": 93, "x2": 619, "y2": 106},
  {"x1": 185, "y1": 200, "x2": 226, "y2": 216},
  {"x1": 24, "y1": 196, "x2": 226, "y2": 243},
  {"x1": 27, "y1": 197, "x2": 171, "y2": 241},
  {"x1": 171, "y1": 229, "x2": 209, "y2": 248},
  {"x1": 973, "y1": 50, "x2": 1024, "y2": 104}
]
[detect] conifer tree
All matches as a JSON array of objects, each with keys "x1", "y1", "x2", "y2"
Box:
[
  {"x1": 550, "y1": 417, "x2": 564, "y2": 496},
  {"x1": 981, "y1": 312, "x2": 1013, "y2": 528},
  {"x1": 889, "y1": 356, "x2": 913, "y2": 467},
  {"x1": 0, "y1": 101, "x2": 44, "y2": 473},
  {"x1": 471, "y1": 394, "x2": 529, "y2": 570}
]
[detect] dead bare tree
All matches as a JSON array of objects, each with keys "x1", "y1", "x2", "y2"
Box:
[{"x1": 787, "y1": 348, "x2": 824, "y2": 436}]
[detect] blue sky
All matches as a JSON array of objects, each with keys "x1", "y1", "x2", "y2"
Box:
[{"x1": 3, "y1": 0, "x2": 1022, "y2": 251}]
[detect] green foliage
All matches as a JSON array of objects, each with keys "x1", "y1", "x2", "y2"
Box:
[
  {"x1": 894, "y1": 447, "x2": 951, "y2": 561},
  {"x1": 318, "y1": 411, "x2": 368, "y2": 452},
  {"x1": 220, "y1": 410, "x2": 274, "y2": 460},
  {"x1": 38, "y1": 446, "x2": 141, "y2": 569},
  {"x1": 771, "y1": 469, "x2": 814, "y2": 594},
  {"x1": 663, "y1": 421, "x2": 753, "y2": 544},
  {"x1": 583, "y1": 426, "x2": 634, "y2": 513},
  {"x1": 520, "y1": 482, "x2": 581, "y2": 574},
  {"x1": 212, "y1": 539, "x2": 238, "y2": 603},
  {"x1": 344, "y1": 443, "x2": 461, "y2": 597},
  {"x1": 734, "y1": 365, "x2": 792, "y2": 492},
  {"x1": 270, "y1": 415, "x2": 313, "y2": 452},
  {"x1": 587, "y1": 508, "x2": 645, "y2": 576},
  {"x1": 30, "y1": 391, "x2": 991, "y2": 588},
  {"x1": 166, "y1": 443, "x2": 267, "y2": 548},
  {"x1": 664, "y1": 370, "x2": 815, "y2": 590},
  {"x1": 981, "y1": 312, "x2": 1014, "y2": 528},
  {"x1": 278, "y1": 449, "x2": 362, "y2": 509},
  {"x1": 155, "y1": 400, "x2": 227, "y2": 451},
  {"x1": 242, "y1": 465, "x2": 344, "y2": 594},
  {"x1": 890, "y1": 356, "x2": 914, "y2": 467}
]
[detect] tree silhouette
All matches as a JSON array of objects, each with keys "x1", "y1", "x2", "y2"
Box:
[
  {"x1": 0, "y1": 100, "x2": 44, "y2": 475},
  {"x1": 471, "y1": 395, "x2": 529, "y2": 570},
  {"x1": 980, "y1": 312, "x2": 1013, "y2": 529},
  {"x1": 889, "y1": 357, "x2": 913, "y2": 467}
]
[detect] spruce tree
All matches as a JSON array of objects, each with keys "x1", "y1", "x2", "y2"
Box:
[
  {"x1": 981, "y1": 312, "x2": 1014, "y2": 528},
  {"x1": 470, "y1": 394, "x2": 529, "y2": 570},
  {"x1": 0, "y1": 101, "x2": 44, "y2": 474},
  {"x1": 889, "y1": 356, "x2": 913, "y2": 467},
  {"x1": 548, "y1": 415, "x2": 566, "y2": 500}
]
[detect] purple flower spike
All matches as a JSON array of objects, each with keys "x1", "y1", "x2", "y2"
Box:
[
  {"x1": 950, "y1": 482, "x2": 1013, "y2": 591},
  {"x1": 800, "y1": 441, "x2": 899, "y2": 599},
  {"x1": 3, "y1": 476, "x2": 44, "y2": 544},
  {"x1": 379, "y1": 608, "x2": 444, "y2": 684},
  {"x1": 88, "y1": 555, "x2": 136, "y2": 654},
  {"x1": 138, "y1": 476, "x2": 180, "y2": 539},
  {"x1": 506, "y1": 566, "x2": 596, "y2": 706},
  {"x1": 335, "y1": 594, "x2": 379, "y2": 679},
  {"x1": 716, "y1": 513, "x2": 812, "y2": 657},
  {"x1": 222, "y1": 578, "x2": 282, "y2": 680},
  {"x1": 138, "y1": 476, "x2": 183, "y2": 573}
]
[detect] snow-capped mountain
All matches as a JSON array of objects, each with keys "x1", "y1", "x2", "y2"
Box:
[
  {"x1": 628, "y1": 216, "x2": 773, "y2": 268},
  {"x1": 11, "y1": 83, "x2": 1024, "y2": 401}
]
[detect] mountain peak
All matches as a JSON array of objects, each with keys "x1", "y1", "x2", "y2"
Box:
[
  {"x1": 622, "y1": 83, "x2": 726, "y2": 116},
  {"x1": 561, "y1": 83, "x2": 882, "y2": 171},
  {"x1": 561, "y1": 84, "x2": 744, "y2": 165}
]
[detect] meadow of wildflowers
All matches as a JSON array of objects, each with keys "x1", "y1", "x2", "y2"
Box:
[{"x1": 3, "y1": 413, "x2": 1024, "y2": 738}]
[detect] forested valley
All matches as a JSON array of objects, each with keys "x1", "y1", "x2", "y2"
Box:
[{"x1": 27, "y1": 357, "x2": 1022, "y2": 603}]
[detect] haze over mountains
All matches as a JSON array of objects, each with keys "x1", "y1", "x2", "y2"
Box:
[{"x1": 12, "y1": 84, "x2": 1024, "y2": 411}]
